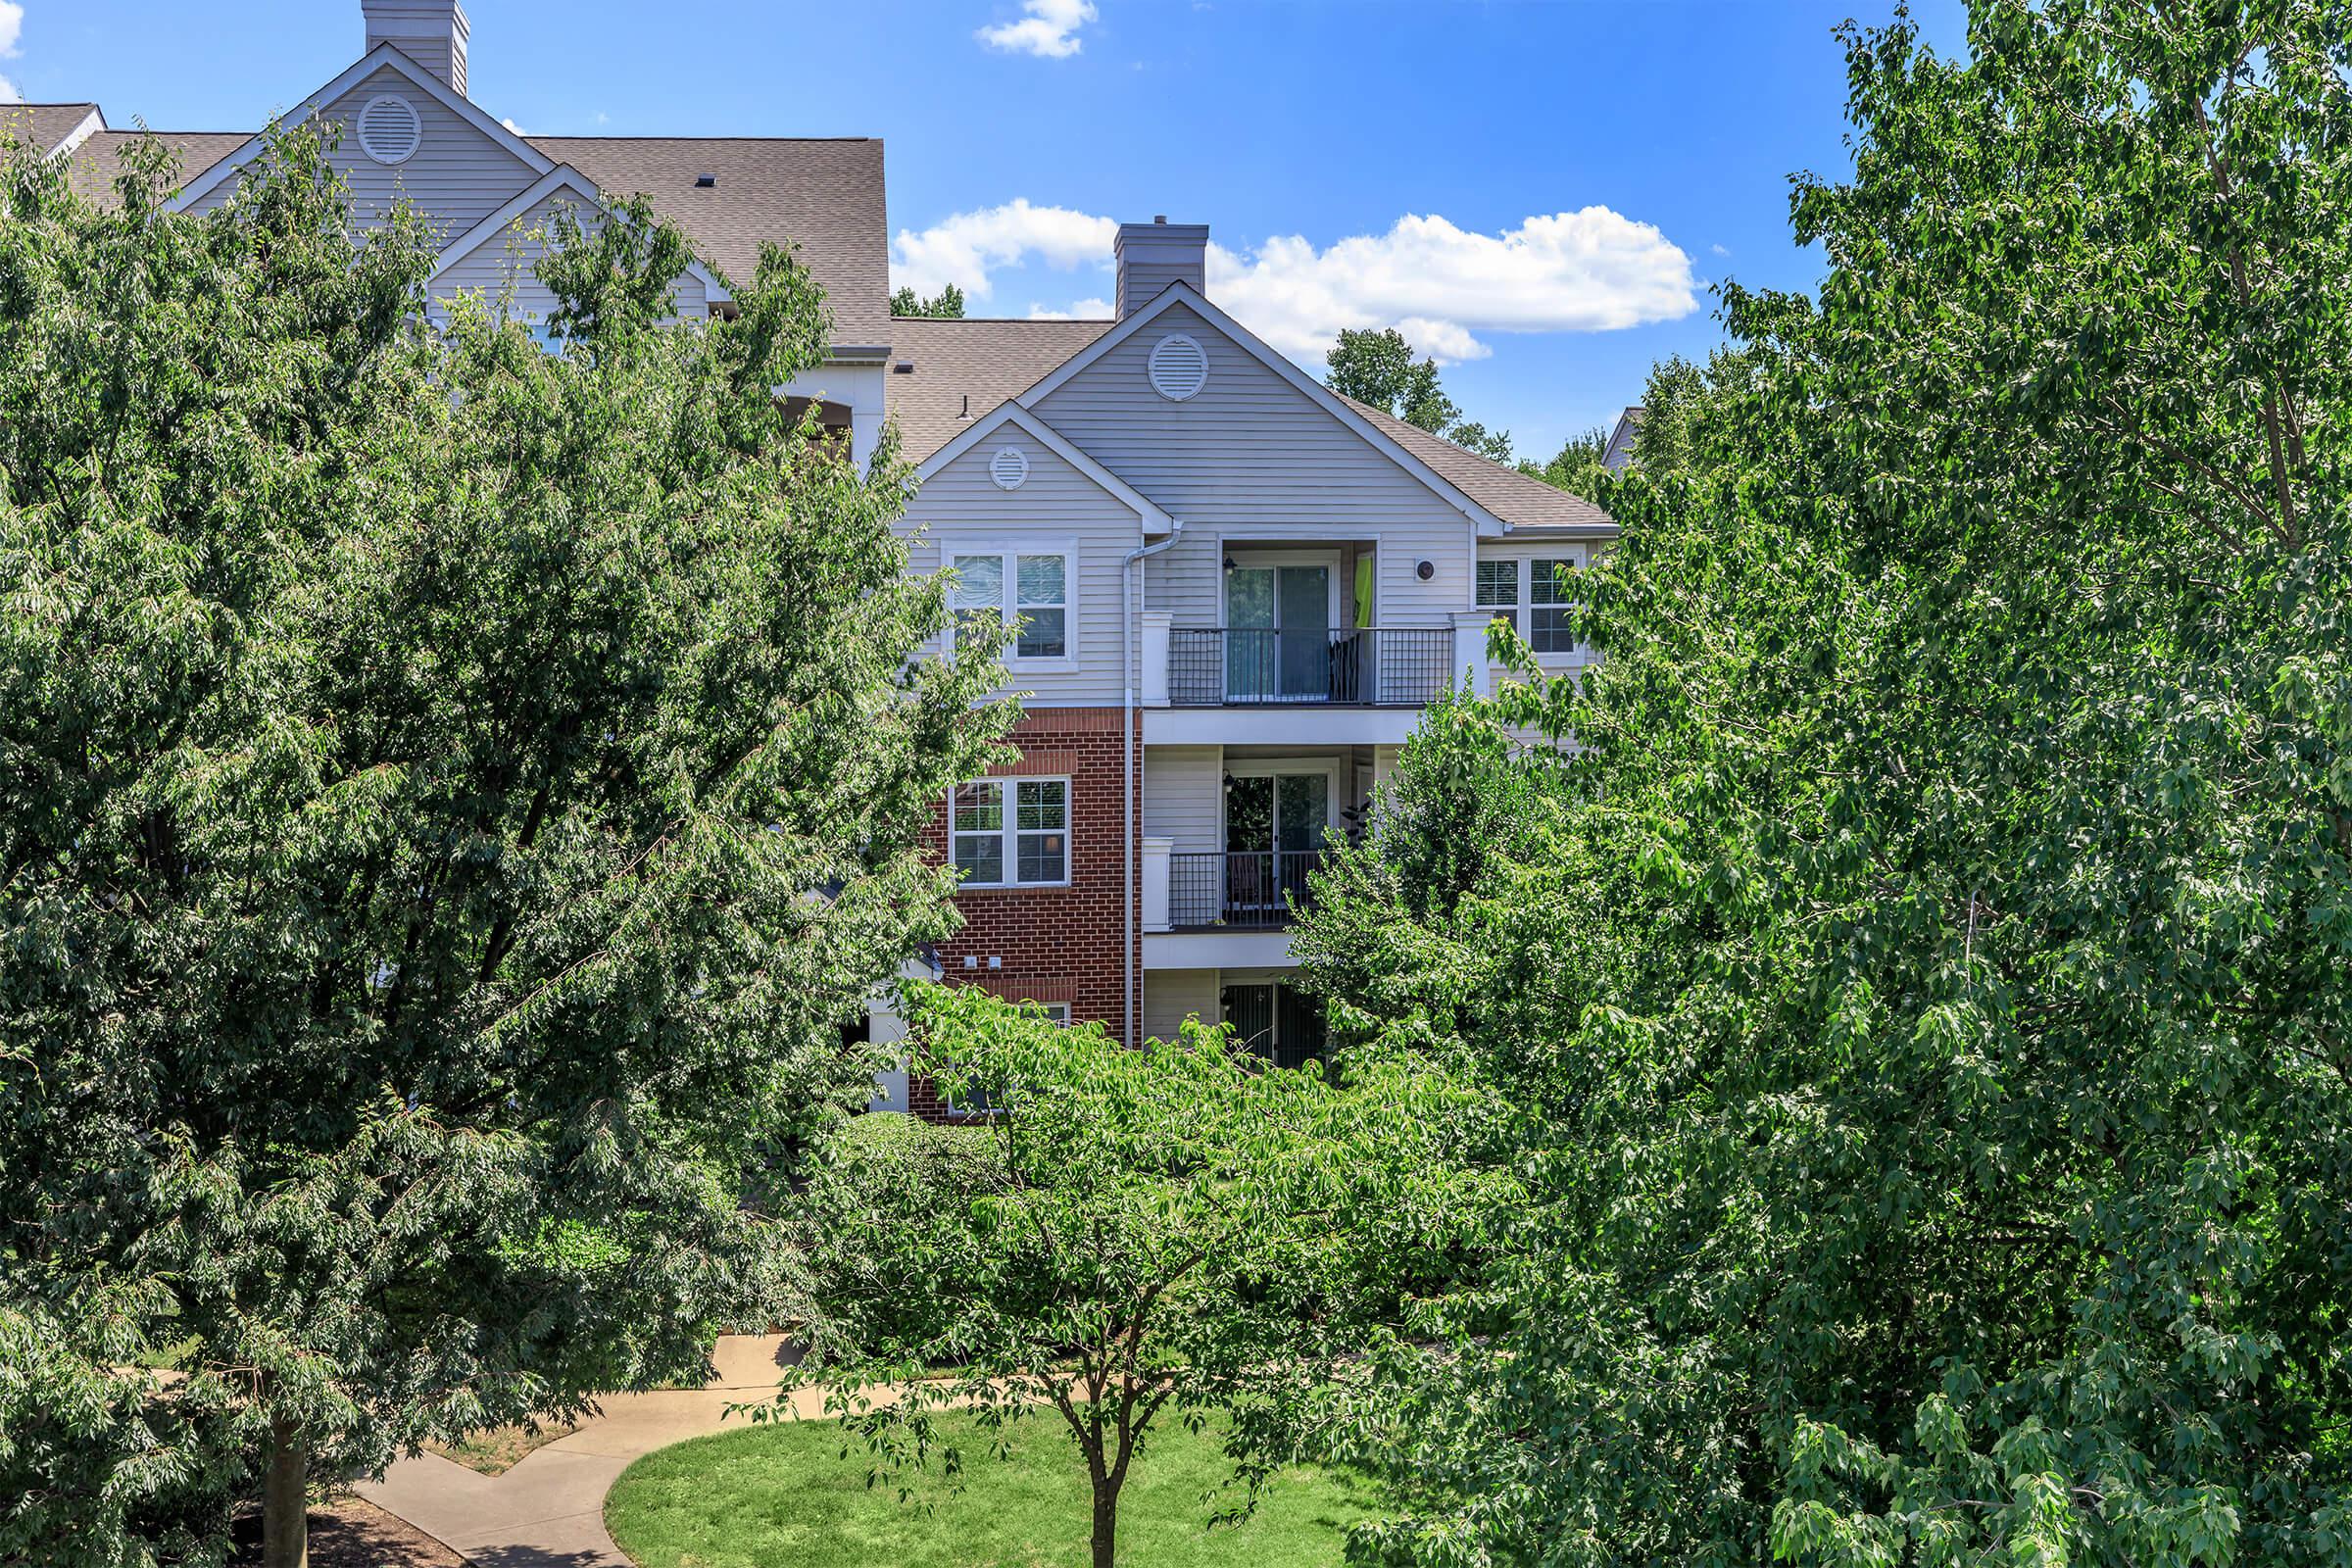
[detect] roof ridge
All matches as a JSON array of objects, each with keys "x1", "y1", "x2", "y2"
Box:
[{"x1": 523, "y1": 133, "x2": 878, "y2": 143}]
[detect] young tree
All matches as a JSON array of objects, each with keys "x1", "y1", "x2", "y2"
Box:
[
  {"x1": 774, "y1": 986, "x2": 1470, "y2": 1568},
  {"x1": 1298, "y1": 2, "x2": 2352, "y2": 1564},
  {"x1": 890, "y1": 282, "x2": 967, "y2": 318},
  {"x1": 0, "y1": 128, "x2": 1009, "y2": 1567}
]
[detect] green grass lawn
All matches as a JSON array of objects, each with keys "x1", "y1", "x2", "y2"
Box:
[{"x1": 604, "y1": 1411, "x2": 1378, "y2": 1568}]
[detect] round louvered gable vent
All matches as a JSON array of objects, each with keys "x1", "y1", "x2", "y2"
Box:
[
  {"x1": 1148, "y1": 334, "x2": 1207, "y2": 401},
  {"x1": 990, "y1": 447, "x2": 1030, "y2": 490},
  {"x1": 359, "y1": 95, "x2": 422, "y2": 165}
]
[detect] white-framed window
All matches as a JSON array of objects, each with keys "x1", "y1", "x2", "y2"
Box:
[
  {"x1": 952, "y1": 547, "x2": 1073, "y2": 662},
  {"x1": 950, "y1": 777, "x2": 1070, "y2": 887},
  {"x1": 1475, "y1": 555, "x2": 1581, "y2": 655},
  {"x1": 1529, "y1": 558, "x2": 1577, "y2": 653}
]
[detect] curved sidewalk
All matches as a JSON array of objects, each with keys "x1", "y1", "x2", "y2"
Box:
[{"x1": 358, "y1": 1335, "x2": 829, "y2": 1568}]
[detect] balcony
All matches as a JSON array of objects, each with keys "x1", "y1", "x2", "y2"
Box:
[
  {"x1": 1166, "y1": 626, "x2": 1453, "y2": 708},
  {"x1": 1159, "y1": 850, "x2": 1323, "y2": 931}
]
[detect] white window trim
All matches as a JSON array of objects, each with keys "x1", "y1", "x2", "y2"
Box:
[
  {"x1": 948, "y1": 538, "x2": 1080, "y2": 671},
  {"x1": 1475, "y1": 550, "x2": 1586, "y2": 662},
  {"x1": 949, "y1": 775, "x2": 1074, "y2": 889}
]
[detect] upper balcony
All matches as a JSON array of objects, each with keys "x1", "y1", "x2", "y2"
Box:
[{"x1": 1141, "y1": 612, "x2": 1494, "y2": 745}]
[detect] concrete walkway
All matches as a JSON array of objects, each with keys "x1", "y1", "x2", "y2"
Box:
[{"x1": 359, "y1": 1335, "x2": 831, "y2": 1568}]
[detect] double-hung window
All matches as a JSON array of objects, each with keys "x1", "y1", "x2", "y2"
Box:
[
  {"x1": 950, "y1": 777, "x2": 1070, "y2": 887},
  {"x1": 1528, "y1": 558, "x2": 1577, "y2": 653},
  {"x1": 1475, "y1": 555, "x2": 1580, "y2": 655},
  {"x1": 952, "y1": 549, "x2": 1071, "y2": 662}
]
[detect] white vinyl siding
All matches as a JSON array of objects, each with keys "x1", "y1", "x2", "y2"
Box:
[
  {"x1": 184, "y1": 65, "x2": 538, "y2": 236},
  {"x1": 901, "y1": 432, "x2": 1143, "y2": 705},
  {"x1": 1144, "y1": 746, "x2": 1223, "y2": 855},
  {"x1": 1036, "y1": 304, "x2": 1475, "y2": 632},
  {"x1": 1143, "y1": 968, "x2": 1220, "y2": 1045},
  {"x1": 429, "y1": 189, "x2": 711, "y2": 330}
]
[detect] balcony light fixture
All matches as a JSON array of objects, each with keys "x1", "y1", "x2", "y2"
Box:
[{"x1": 1223, "y1": 557, "x2": 1237, "y2": 573}]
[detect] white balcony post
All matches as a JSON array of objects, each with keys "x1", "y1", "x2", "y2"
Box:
[
  {"x1": 1142, "y1": 836, "x2": 1173, "y2": 932},
  {"x1": 1451, "y1": 612, "x2": 1493, "y2": 698},
  {"x1": 1142, "y1": 612, "x2": 1172, "y2": 707}
]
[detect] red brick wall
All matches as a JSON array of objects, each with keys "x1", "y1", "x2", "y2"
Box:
[{"x1": 910, "y1": 706, "x2": 1140, "y2": 1122}]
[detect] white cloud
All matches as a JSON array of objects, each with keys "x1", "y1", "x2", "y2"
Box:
[
  {"x1": 894, "y1": 201, "x2": 1695, "y2": 366},
  {"x1": 501, "y1": 116, "x2": 526, "y2": 135},
  {"x1": 1711, "y1": 242, "x2": 1731, "y2": 258},
  {"x1": 1205, "y1": 211, "x2": 1696, "y2": 364},
  {"x1": 595, "y1": 111, "x2": 611, "y2": 125},
  {"x1": 0, "y1": 77, "x2": 18, "y2": 105},
  {"x1": 0, "y1": 3, "x2": 23, "y2": 57},
  {"x1": 1028, "y1": 298, "x2": 1114, "y2": 320},
  {"x1": 977, "y1": 0, "x2": 1097, "y2": 59},
  {"x1": 892, "y1": 199, "x2": 1118, "y2": 300}
]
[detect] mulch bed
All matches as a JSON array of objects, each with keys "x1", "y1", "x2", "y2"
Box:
[{"x1": 228, "y1": 1496, "x2": 469, "y2": 1567}]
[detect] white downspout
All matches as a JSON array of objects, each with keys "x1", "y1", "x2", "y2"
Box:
[{"x1": 1123, "y1": 518, "x2": 1184, "y2": 1049}]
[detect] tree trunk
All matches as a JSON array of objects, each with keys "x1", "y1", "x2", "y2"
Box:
[
  {"x1": 263, "y1": 1419, "x2": 308, "y2": 1568},
  {"x1": 1091, "y1": 1477, "x2": 1119, "y2": 1568}
]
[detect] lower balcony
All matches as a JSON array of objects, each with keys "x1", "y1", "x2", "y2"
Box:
[{"x1": 1165, "y1": 849, "x2": 1321, "y2": 930}]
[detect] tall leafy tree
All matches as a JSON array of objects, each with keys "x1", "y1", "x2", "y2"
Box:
[
  {"x1": 1324, "y1": 326, "x2": 1511, "y2": 460},
  {"x1": 1519, "y1": 424, "x2": 1615, "y2": 501},
  {"x1": 777, "y1": 987, "x2": 1472, "y2": 1568},
  {"x1": 1298, "y1": 2, "x2": 2352, "y2": 1564},
  {"x1": 0, "y1": 128, "x2": 1008, "y2": 1567}
]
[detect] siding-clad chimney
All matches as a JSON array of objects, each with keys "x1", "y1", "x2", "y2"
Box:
[
  {"x1": 1114, "y1": 218, "x2": 1208, "y2": 318},
  {"x1": 363, "y1": 0, "x2": 471, "y2": 98}
]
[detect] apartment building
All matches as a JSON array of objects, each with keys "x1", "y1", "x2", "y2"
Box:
[{"x1": 11, "y1": 0, "x2": 1615, "y2": 1118}]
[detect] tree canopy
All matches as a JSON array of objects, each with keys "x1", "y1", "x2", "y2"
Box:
[
  {"x1": 890, "y1": 282, "x2": 967, "y2": 318},
  {"x1": 1323, "y1": 327, "x2": 1513, "y2": 462},
  {"x1": 0, "y1": 128, "x2": 1008, "y2": 1567},
  {"x1": 1296, "y1": 2, "x2": 2352, "y2": 1564},
  {"x1": 778, "y1": 987, "x2": 1476, "y2": 1568}
]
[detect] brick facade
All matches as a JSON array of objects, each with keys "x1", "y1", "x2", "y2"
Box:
[{"x1": 910, "y1": 706, "x2": 1140, "y2": 1121}]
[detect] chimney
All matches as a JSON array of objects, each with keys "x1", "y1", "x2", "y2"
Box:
[
  {"x1": 1113, "y1": 217, "x2": 1208, "y2": 318},
  {"x1": 364, "y1": 0, "x2": 471, "y2": 98}
]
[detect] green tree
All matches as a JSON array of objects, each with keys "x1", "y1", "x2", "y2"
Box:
[
  {"x1": 0, "y1": 127, "x2": 1009, "y2": 1568},
  {"x1": 1323, "y1": 326, "x2": 1508, "y2": 460},
  {"x1": 1518, "y1": 424, "x2": 1614, "y2": 501},
  {"x1": 774, "y1": 986, "x2": 1470, "y2": 1568},
  {"x1": 890, "y1": 282, "x2": 967, "y2": 318},
  {"x1": 1298, "y1": 3, "x2": 2352, "y2": 1564}
]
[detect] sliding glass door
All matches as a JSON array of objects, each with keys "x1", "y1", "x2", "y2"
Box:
[{"x1": 1225, "y1": 561, "x2": 1332, "y2": 701}]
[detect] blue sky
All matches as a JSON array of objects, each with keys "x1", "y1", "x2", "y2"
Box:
[{"x1": 17, "y1": 0, "x2": 1967, "y2": 461}]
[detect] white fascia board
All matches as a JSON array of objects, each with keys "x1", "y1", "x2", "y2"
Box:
[
  {"x1": 425, "y1": 165, "x2": 730, "y2": 304},
  {"x1": 1015, "y1": 281, "x2": 1510, "y2": 535},
  {"x1": 914, "y1": 403, "x2": 1175, "y2": 535},
  {"x1": 169, "y1": 43, "x2": 555, "y2": 214},
  {"x1": 51, "y1": 108, "x2": 107, "y2": 161}
]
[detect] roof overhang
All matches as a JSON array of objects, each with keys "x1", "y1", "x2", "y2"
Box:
[
  {"x1": 1015, "y1": 281, "x2": 1511, "y2": 536},
  {"x1": 169, "y1": 42, "x2": 556, "y2": 214},
  {"x1": 914, "y1": 403, "x2": 1176, "y2": 535}
]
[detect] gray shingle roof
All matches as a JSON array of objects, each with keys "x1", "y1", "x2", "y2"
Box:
[
  {"x1": 1337, "y1": 393, "x2": 1618, "y2": 535},
  {"x1": 886, "y1": 317, "x2": 1116, "y2": 464},
  {"x1": 1, "y1": 102, "x2": 101, "y2": 156},
  {"x1": 63, "y1": 130, "x2": 255, "y2": 207},
  {"x1": 61, "y1": 124, "x2": 890, "y2": 347},
  {"x1": 526, "y1": 136, "x2": 889, "y2": 344}
]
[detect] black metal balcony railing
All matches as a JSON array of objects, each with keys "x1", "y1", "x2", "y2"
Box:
[
  {"x1": 1168, "y1": 850, "x2": 1323, "y2": 930},
  {"x1": 1169, "y1": 627, "x2": 1452, "y2": 707}
]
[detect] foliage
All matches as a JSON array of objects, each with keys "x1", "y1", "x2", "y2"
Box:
[
  {"x1": 607, "y1": 1410, "x2": 1379, "y2": 1568},
  {"x1": 1324, "y1": 327, "x2": 1511, "y2": 461},
  {"x1": 891, "y1": 283, "x2": 967, "y2": 318},
  {"x1": 0, "y1": 125, "x2": 1009, "y2": 1566},
  {"x1": 772, "y1": 985, "x2": 1474, "y2": 1568},
  {"x1": 1518, "y1": 424, "x2": 1615, "y2": 502},
  {"x1": 1296, "y1": 3, "x2": 2352, "y2": 1565}
]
